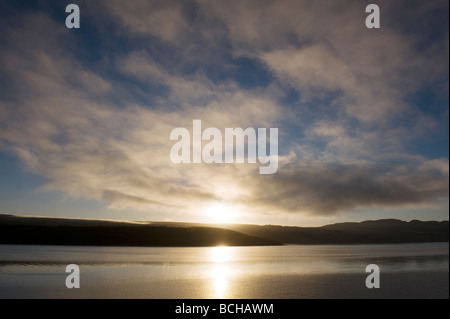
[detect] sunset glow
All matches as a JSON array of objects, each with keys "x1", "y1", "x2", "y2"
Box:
[
  {"x1": 0, "y1": 0, "x2": 447, "y2": 226},
  {"x1": 205, "y1": 202, "x2": 237, "y2": 224},
  {"x1": 0, "y1": 0, "x2": 447, "y2": 302}
]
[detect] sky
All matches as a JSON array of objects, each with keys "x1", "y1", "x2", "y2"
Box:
[{"x1": 0, "y1": 0, "x2": 448, "y2": 226}]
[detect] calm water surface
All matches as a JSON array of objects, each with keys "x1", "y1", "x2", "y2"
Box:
[{"x1": 0, "y1": 243, "x2": 448, "y2": 298}]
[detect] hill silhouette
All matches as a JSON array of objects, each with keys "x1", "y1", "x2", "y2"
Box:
[
  {"x1": 0, "y1": 215, "x2": 279, "y2": 247},
  {"x1": 145, "y1": 219, "x2": 449, "y2": 244},
  {"x1": 0, "y1": 214, "x2": 448, "y2": 246},
  {"x1": 226, "y1": 219, "x2": 449, "y2": 244}
]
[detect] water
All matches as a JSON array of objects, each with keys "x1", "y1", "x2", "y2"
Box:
[{"x1": 0, "y1": 243, "x2": 448, "y2": 298}]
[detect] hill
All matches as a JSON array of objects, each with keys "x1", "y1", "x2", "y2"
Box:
[
  {"x1": 145, "y1": 219, "x2": 449, "y2": 244},
  {"x1": 0, "y1": 214, "x2": 448, "y2": 245},
  {"x1": 227, "y1": 219, "x2": 449, "y2": 244},
  {"x1": 0, "y1": 215, "x2": 280, "y2": 247}
]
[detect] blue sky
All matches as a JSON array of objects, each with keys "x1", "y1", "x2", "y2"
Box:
[{"x1": 0, "y1": 0, "x2": 448, "y2": 226}]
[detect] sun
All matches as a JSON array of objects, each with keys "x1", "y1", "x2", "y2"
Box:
[{"x1": 205, "y1": 202, "x2": 236, "y2": 224}]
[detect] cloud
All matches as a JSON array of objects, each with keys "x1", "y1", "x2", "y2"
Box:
[
  {"x1": 0, "y1": 0, "x2": 448, "y2": 221},
  {"x1": 0, "y1": 7, "x2": 283, "y2": 216},
  {"x1": 101, "y1": 0, "x2": 189, "y2": 43},
  {"x1": 241, "y1": 158, "x2": 449, "y2": 215}
]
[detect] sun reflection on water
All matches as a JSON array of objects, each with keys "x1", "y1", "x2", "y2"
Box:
[
  {"x1": 211, "y1": 265, "x2": 230, "y2": 298},
  {"x1": 209, "y1": 246, "x2": 233, "y2": 298},
  {"x1": 210, "y1": 246, "x2": 232, "y2": 263}
]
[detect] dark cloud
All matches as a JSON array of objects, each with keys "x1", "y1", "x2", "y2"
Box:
[{"x1": 243, "y1": 160, "x2": 449, "y2": 215}]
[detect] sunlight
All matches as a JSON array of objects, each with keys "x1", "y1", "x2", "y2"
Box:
[
  {"x1": 207, "y1": 246, "x2": 234, "y2": 298},
  {"x1": 210, "y1": 246, "x2": 232, "y2": 263},
  {"x1": 205, "y1": 202, "x2": 236, "y2": 224},
  {"x1": 208, "y1": 246, "x2": 235, "y2": 298},
  {"x1": 210, "y1": 265, "x2": 230, "y2": 298}
]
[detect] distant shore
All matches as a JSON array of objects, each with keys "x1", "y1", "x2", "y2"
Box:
[{"x1": 0, "y1": 214, "x2": 448, "y2": 247}]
